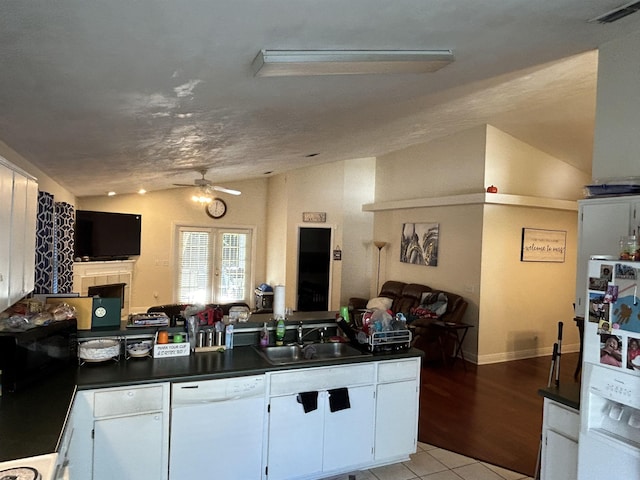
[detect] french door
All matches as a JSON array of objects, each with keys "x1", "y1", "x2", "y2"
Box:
[{"x1": 176, "y1": 226, "x2": 252, "y2": 304}]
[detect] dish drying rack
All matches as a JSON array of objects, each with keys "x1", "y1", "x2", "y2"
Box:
[{"x1": 367, "y1": 329, "x2": 412, "y2": 353}]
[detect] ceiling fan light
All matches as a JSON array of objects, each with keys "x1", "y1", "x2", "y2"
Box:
[
  {"x1": 192, "y1": 195, "x2": 213, "y2": 204},
  {"x1": 252, "y1": 49, "x2": 454, "y2": 77}
]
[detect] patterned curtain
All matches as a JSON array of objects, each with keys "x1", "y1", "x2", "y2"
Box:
[
  {"x1": 34, "y1": 191, "x2": 55, "y2": 293},
  {"x1": 55, "y1": 201, "x2": 75, "y2": 293},
  {"x1": 34, "y1": 192, "x2": 75, "y2": 294}
]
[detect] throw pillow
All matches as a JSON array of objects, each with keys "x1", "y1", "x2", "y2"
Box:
[
  {"x1": 412, "y1": 292, "x2": 448, "y2": 318},
  {"x1": 366, "y1": 296, "x2": 393, "y2": 311}
]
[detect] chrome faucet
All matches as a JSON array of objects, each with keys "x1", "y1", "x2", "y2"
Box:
[
  {"x1": 297, "y1": 324, "x2": 328, "y2": 345},
  {"x1": 297, "y1": 322, "x2": 304, "y2": 345}
]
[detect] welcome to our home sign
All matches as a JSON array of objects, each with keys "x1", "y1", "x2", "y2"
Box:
[{"x1": 520, "y1": 228, "x2": 567, "y2": 263}]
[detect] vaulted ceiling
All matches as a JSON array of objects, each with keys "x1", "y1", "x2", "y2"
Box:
[{"x1": 2, "y1": 1, "x2": 640, "y2": 197}]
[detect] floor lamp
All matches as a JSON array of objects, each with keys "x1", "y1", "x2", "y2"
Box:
[{"x1": 374, "y1": 241, "x2": 387, "y2": 293}]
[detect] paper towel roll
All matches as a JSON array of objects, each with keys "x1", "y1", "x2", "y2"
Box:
[{"x1": 273, "y1": 285, "x2": 286, "y2": 318}]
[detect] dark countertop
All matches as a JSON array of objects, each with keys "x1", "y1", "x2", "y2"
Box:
[
  {"x1": 0, "y1": 367, "x2": 76, "y2": 462},
  {"x1": 0, "y1": 343, "x2": 422, "y2": 462},
  {"x1": 537, "y1": 381, "x2": 581, "y2": 410}
]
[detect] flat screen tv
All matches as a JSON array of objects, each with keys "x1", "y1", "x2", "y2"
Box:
[{"x1": 74, "y1": 210, "x2": 142, "y2": 260}]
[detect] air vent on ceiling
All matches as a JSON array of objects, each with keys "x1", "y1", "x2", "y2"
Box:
[{"x1": 589, "y1": 1, "x2": 640, "y2": 23}]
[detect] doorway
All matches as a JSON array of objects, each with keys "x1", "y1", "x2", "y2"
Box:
[{"x1": 297, "y1": 227, "x2": 331, "y2": 311}]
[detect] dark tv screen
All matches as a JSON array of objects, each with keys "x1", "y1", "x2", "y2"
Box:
[{"x1": 74, "y1": 210, "x2": 142, "y2": 260}]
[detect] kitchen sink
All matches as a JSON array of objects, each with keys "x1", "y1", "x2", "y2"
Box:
[{"x1": 254, "y1": 342, "x2": 369, "y2": 365}]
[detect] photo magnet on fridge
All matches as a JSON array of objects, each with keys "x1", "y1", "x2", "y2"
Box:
[
  {"x1": 597, "y1": 319, "x2": 612, "y2": 334},
  {"x1": 588, "y1": 292, "x2": 608, "y2": 324},
  {"x1": 589, "y1": 277, "x2": 608, "y2": 291},
  {"x1": 604, "y1": 285, "x2": 618, "y2": 303},
  {"x1": 615, "y1": 263, "x2": 637, "y2": 280}
]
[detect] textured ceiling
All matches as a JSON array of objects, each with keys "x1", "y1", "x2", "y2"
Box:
[{"x1": 1, "y1": 1, "x2": 639, "y2": 197}]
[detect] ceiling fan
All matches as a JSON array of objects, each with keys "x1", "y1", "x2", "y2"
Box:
[{"x1": 173, "y1": 169, "x2": 241, "y2": 196}]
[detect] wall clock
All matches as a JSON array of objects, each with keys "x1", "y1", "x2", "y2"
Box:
[{"x1": 205, "y1": 198, "x2": 227, "y2": 219}]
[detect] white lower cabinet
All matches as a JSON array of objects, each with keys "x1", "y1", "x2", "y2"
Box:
[
  {"x1": 540, "y1": 398, "x2": 579, "y2": 480},
  {"x1": 375, "y1": 358, "x2": 420, "y2": 462},
  {"x1": 67, "y1": 383, "x2": 170, "y2": 480},
  {"x1": 93, "y1": 412, "x2": 165, "y2": 480},
  {"x1": 62, "y1": 356, "x2": 421, "y2": 480},
  {"x1": 266, "y1": 363, "x2": 376, "y2": 480}
]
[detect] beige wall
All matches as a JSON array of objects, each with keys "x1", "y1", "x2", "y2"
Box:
[
  {"x1": 265, "y1": 174, "x2": 288, "y2": 287},
  {"x1": 266, "y1": 159, "x2": 375, "y2": 310},
  {"x1": 342, "y1": 157, "x2": 376, "y2": 303},
  {"x1": 78, "y1": 177, "x2": 269, "y2": 312},
  {"x1": 374, "y1": 204, "x2": 483, "y2": 356},
  {"x1": 375, "y1": 125, "x2": 487, "y2": 203},
  {"x1": 373, "y1": 124, "x2": 583, "y2": 363},
  {"x1": 479, "y1": 205, "x2": 578, "y2": 363},
  {"x1": 485, "y1": 125, "x2": 590, "y2": 200}
]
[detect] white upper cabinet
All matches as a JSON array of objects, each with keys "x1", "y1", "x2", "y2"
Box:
[
  {"x1": 0, "y1": 163, "x2": 13, "y2": 311},
  {"x1": 575, "y1": 196, "x2": 640, "y2": 312},
  {"x1": 0, "y1": 157, "x2": 38, "y2": 309}
]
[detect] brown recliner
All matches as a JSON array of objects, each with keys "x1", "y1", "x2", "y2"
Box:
[
  {"x1": 348, "y1": 281, "x2": 469, "y2": 362},
  {"x1": 349, "y1": 280, "x2": 466, "y2": 324}
]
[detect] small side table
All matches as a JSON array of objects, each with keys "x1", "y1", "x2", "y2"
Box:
[{"x1": 430, "y1": 320, "x2": 474, "y2": 370}]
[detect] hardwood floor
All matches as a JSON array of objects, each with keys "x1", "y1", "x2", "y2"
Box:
[{"x1": 418, "y1": 351, "x2": 580, "y2": 478}]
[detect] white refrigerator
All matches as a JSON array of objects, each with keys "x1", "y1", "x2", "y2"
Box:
[{"x1": 578, "y1": 259, "x2": 640, "y2": 479}]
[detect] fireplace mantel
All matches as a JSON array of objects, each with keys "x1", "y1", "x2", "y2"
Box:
[{"x1": 73, "y1": 260, "x2": 135, "y2": 319}]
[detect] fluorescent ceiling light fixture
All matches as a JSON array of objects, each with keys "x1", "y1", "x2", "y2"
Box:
[{"x1": 252, "y1": 49, "x2": 454, "y2": 77}]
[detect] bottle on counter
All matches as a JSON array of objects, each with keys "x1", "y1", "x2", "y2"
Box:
[
  {"x1": 275, "y1": 317, "x2": 285, "y2": 346},
  {"x1": 260, "y1": 322, "x2": 270, "y2": 347},
  {"x1": 225, "y1": 323, "x2": 234, "y2": 349}
]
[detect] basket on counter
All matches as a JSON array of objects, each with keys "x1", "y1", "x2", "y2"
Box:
[{"x1": 78, "y1": 338, "x2": 120, "y2": 364}]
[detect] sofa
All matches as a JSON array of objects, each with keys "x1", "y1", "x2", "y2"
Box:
[{"x1": 348, "y1": 280, "x2": 468, "y2": 362}]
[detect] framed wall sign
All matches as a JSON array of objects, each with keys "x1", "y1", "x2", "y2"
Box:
[
  {"x1": 520, "y1": 228, "x2": 567, "y2": 263},
  {"x1": 302, "y1": 212, "x2": 326, "y2": 223}
]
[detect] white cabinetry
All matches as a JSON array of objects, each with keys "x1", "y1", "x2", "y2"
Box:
[
  {"x1": 169, "y1": 375, "x2": 266, "y2": 480},
  {"x1": 266, "y1": 363, "x2": 376, "y2": 480},
  {"x1": 375, "y1": 358, "x2": 420, "y2": 462},
  {"x1": 0, "y1": 157, "x2": 38, "y2": 310},
  {"x1": 0, "y1": 163, "x2": 12, "y2": 310},
  {"x1": 67, "y1": 383, "x2": 170, "y2": 480},
  {"x1": 540, "y1": 398, "x2": 579, "y2": 480},
  {"x1": 575, "y1": 196, "x2": 640, "y2": 311}
]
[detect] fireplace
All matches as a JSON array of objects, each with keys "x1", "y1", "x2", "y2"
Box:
[
  {"x1": 73, "y1": 260, "x2": 135, "y2": 318},
  {"x1": 88, "y1": 283, "x2": 126, "y2": 310}
]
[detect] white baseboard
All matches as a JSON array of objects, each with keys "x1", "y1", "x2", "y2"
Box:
[{"x1": 467, "y1": 342, "x2": 580, "y2": 365}]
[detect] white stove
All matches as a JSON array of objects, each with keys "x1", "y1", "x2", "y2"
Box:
[{"x1": 0, "y1": 453, "x2": 58, "y2": 480}]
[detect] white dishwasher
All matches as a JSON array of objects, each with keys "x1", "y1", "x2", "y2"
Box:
[{"x1": 169, "y1": 375, "x2": 266, "y2": 479}]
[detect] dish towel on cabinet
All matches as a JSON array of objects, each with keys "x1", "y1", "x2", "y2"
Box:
[
  {"x1": 328, "y1": 387, "x2": 351, "y2": 412},
  {"x1": 297, "y1": 391, "x2": 319, "y2": 413}
]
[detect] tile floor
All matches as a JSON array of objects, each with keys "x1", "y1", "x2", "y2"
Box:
[{"x1": 324, "y1": 442, "x2": 534, "y2": 480}]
